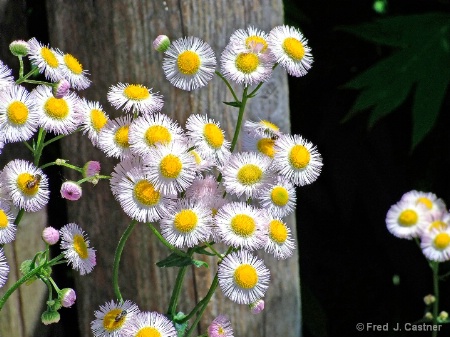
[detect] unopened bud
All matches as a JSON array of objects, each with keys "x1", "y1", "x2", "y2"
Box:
[
  {"x1": 52, "y1": 79, "x2": 70, "y2": 98},
  {"x1": 41, "y1": 310, "x2": 60, "y2": 325},
  {"x1": 60, "y1": 181, "x2": 82, "y2": 201},
  {"x1": 424, "y1": 294, "x2": 436, "y2": 306},
  {"x1": 9, "y1": 40, "x2": 29, "y2": 57},
  {"x1": 60, "y1": 288, "x2": 76, "y2": 308},
  {"x1": 42, "y1": 227, "x2": 60, "y2": 245},
  {"x1": 153, "y1": 35, "x2": 170, "y2": 52}
]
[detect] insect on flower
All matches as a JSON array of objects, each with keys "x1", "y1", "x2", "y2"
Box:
[
  {"x1": 114, "y1": 309, "x2": 127, "y2": 322},
  {"x1": 26, "y1": 174, "x2": 42, "y2": 189}
]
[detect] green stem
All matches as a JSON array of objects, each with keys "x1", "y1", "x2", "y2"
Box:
[
  {"x1": 15, "y1": 67, "x2": 39, "y2": 84},
  {"x1": 0, "y1": 254, "x2": 64, "y2": 310},
  {"x1": 431, "y1": 262, "x2": 440, "y2": 337},
  {"x1": 167, "y1": 249, "x2": 194, "y2": 317},
  {"x1": 203, "y1": 242, "x2": 222, "y2": 259},
  {"x1": 146, "y1": 223, "x2": 188, "y2": 258},
  {"x1": 18, "y1": 56, "x2": 24, "y2": 78},
  {"x1": 40, "y1": 160, "x2": 83, "y2": 172},
  {"x1": 215, "y1": 71, "x2": 239, "y2": 102},
  {"x1": 43, "y1": 133, "x2": 70, "y2": 148},
  {"x1": 13, "y1": 209, "x2": 25, "y2": 226},
  {"x1": 34, "y1": 128, "x2": 47, "y2": 166},
  {"x1": 112, "y1": 220, "x2": 137, "y2": 302},
  {"x1": 229, "y1": 86, "x2": 249, "y2": 153}
]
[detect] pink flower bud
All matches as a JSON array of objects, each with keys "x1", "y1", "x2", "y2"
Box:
[
  {"x1": 42, "y1": 227, "x2": 60, "y2": 245},
  {"x1": 60, "y1": 288, "x2": 76, "y2": 308},
  {"x1": 52, "y1": 79, "x2": 71, "y2": 98},
  {"x1": 83, "y1": 161, "x2": 101, "y2": 178},
  {"x1": 153, "y1": 35, "x2": 170, "y2": 52},
  {"x1": 60, "y1": 181, "x2": 82, "y2": 201}
]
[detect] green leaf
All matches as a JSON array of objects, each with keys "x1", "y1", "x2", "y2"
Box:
[
  {"x1": 156, "y1": 253, "x2": 193, "y2": 268},
  {"x1": 223, "y1": 101, "x2": 241, "y2": 108},
  {"x1": 192, "y1": 259, "x2": 208, "y2": 268},
  {"x1": 194, "y1": 246, "x2": 216, "y2": 256}
]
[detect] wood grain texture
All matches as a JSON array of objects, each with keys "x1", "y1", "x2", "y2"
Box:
[{"x1": 45, "y1": 1, "x2": 301, "y2": 336}]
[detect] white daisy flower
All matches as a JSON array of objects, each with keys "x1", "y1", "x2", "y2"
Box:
[
  {"x1": 214, "y1": 202, "x2": 266, "y2": 251},
  {"x1": 0, "y1": 247, "x2": 9, "y2": 288},
  {"x1": 184, "y1": 174, "x2": 222, "y2": 204},
  {"x1": 257, "y1": 176, "x2": 296, "y2": 218},
  {"x1": 0, "y1": 85, "x2": 39, "y2": 143},
  {"x1": 129, "y1": 113, "x2": 184, "y2": 157},
  {"x1": 78, "y1": 98, "x2": 110, "y2": 147},
  {"x1": 0, "y1": 60, "x2": 14, "y2": 91},
  {"x1": 110, "y1": 157, "x2": 170, "y2": 223},
  {"x1": 59, "y1": 223, "x2": 96, "y2": 275},
  {"x1": 263, "y1": 217, "x2": 295, "y2": 260},
  {"x1": 32, "y1": 84, "x2": 81, "y2": 135},
  {"x1": 143, "y1": 141, "x2": 197, "y2": 195},
  {"x1": 27, "y1": 37, "x2": 63, "y2": 81},
  {"x1": 229, "y1": 26, "x2": 270, "y2": 54},
  {"x1": 272, "y1": 134, "x2": 322, "y2": 186},
  {"x1": 1, "y1": 159, "x2": 49, "y2": 212},
  {"x1": 423, "y1": 212, "x2": 450, "y2": 233},
  {"x1": 267, "y1": 25, "x2": 313, "y2": 77},
  {"x1": 162, "y1": 36, "x2": 216, "y2": 91},
  {"x1": 386, "y1": 200, "x2": 428, "y2": 239},
  {"x1": 421, "y1": 227, "x2": 450, "y2": 262},
  {"x1": 400, "y1": 190, "x2": 446, "y2": 219},
  {"x1": 159, "y1": 198, "x2": 212, "y2": 248},
  {"x1": 185, "y1": 114, "x2": 231, "y2": 165},
  {"x1": 58, "y1": 52, "x2": 91, "y2": 90},
  {"x1": 122, "y1": 311, "x2": 177, "y2": 337},
  {"x1": 221, "y1": 152, "x2": 274, "y2": 199},
  {"x1": 207, "y1": 315, "x2": 234, "y2": 337},
  {"x1": 218, "y1": 249, "x2": 270, "y2": 305},
  {"x1": 242, "y1": 131, "x2": 276, "y2": 159},
  {"x1": 220, "y1": 42, "x2": 274, "y2": 86},
  {"x1": 0, "y1": 201, "x2": 16, "y2": 244},
  {"x1": 98, "y1": 115, "x2": 134, "y2": 159},
  {"x1": 91, "y1": 299, "x2": 140, "y2": 337},
  {"x1": 107, "y1": 83, "x2": 163, "y2": 115},
  {"x1": 243, "y1": 119, "x2": 281, "y2": 139}
]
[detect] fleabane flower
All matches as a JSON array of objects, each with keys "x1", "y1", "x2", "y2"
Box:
[
  {"x1": 42, "y1": 226, "x2": 60, "y2": 245},
  {"x1": 423, "y1": 212, "x2": 450, "y2": 234},
  {"x1": 263, "y1": 217, "x2": 295, "y2": 260},
  {"x1": 32, "y1": 84, "x2": 81, "y2": 135},
  {"x1": 59, "y1": 223, "x2": 96, "y2": 275},
  {"x1": 27, "y1": 37, "x2": 63, "y2": 81},
  {"x1": 110, "y1": 157, "x2": 170, "y2": 222},
  {"x1": 386, "y1": 200, "x2": 428, "y2": 239},
  {"x1": 122, "y1": 311, "x2": 177, "y2": 337},
  {"x1": 221, "y1": 152, "x2": 274, "y2": 199},
  {"x1": 242, "y1": 132, "x2": 277, "y2": 159},
  {"x1": 0, "y1": 60, "x2": 14, "y2": 91},
  {"x1": 229, "y1": 26, "x2": 269, "y2": 54},
  {"x1": 153, "y1": 35, "x2": 171, "y2": 53},
  {"x1": 218, "y1": 249, "x2": 270, "y2": 305},
  {"x1": 60, "y1": 181, "x2": 82, "y2": 201},
  {"x1": 272, "y1": 134, "x2": 322, "y2": 186},
  {"x1": 98, "y1": 115, "x2": 134, "y2": 159},
  {"x1": 220, "y1": 42, "x2": 274, "y2": 86},
  {"x1": 0, "y1": 201, "x2": 16, "y2": 244},
  {"x1": 214, "y1": 202, "x2": 267, "y2": 251},
  {"x1": 9, "y1": 40, "x2": 29, "y2": 57},
  {"x1": 60, "y1": 288, "x2": 76, "y2": 308},
  {"x1": 83, "y1": 160, "x2": 101, "y2": 178},
  {"x1": 1, "y1": 159, "x2": 49, "y2": 212},
  {"x1": 129, "y1": 112, "x2": 184, "y2": 157},
  {"x1": 58, "y1": 52, "x2": 91, "y2": 90},
  {"x1": 207, "y1": 315, "x2": 234, "y2": 337},
  {"x1": 244, "y1": 119, "x2": 281, "y2": 139},
  {"x1": 268, "y1": 25, "x2": 313, "y2": 77},
  {"x1": 78, "y1": 98, "x2": 109, "y2": 147},
  {"x1": 107, "y1": 83, "x2": 163, "y2": 115},
  {"x1": 400, "y1": 190, "x2": 446, "y2": 219},
  {"x1": 0, "y1": 247, "x2": 9, "y2": 288},
  {"x1": 185, "y1": 114, "x2": 231, "y2": 165},
  {"x1": 159, "y1": 198, "x2": 212, "y2": 248},
  {"x1": 143, "y1": 141, "x2": 197, "y2": 195},
  {"x1": 162, "y1": 36, "x2": 216, "y2": 91},
  {"x1": 0, "y1": 84, "x2": 39, "y2": 143},
  {"x1": 184, "y1": 175, "x2": 222, "y2": 203},
  {"x1": 421, "y1": 227, "x2": 450, "y2": 262},
  {"x1": 91, "y1": 299, "x2": 140, "y2": 337},
  {"x1": 257, "y1": 176, "x2": 296, "y2": 218},
  {"x1": 249, "y1": 299, "x2": 265, "y2": 314},
  {"x1": 52, "y1": 78, "x2": 71, "y2": 98}
]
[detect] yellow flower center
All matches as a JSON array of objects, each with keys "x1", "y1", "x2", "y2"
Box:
[
  {"x1": 271, "y1": 186, "x2": 289, "y2": 206},
  {"x1": 0, "y1": 210, "x2": 8, "y2": 229},
  {"x1": 235, "y1": 52, "x2": 259, "y2": 74},
  {"x1": 398, "y1": 209, "x2": 418, "y2": 227},
  {"x1": 17, "y1": 173, "x2": 39, "y2": 196},
  {"x1": 237, "y1": 164, "x2": 262, "y2": 186},
  {"x1": 133, "y1": 180, "x2": 160, "y2": 206},
  {"x1": 103, "y1": 308, "x2": 126, "y2": 331},
  {"x1": 417, "y1": 197, "x2": 433, "y2": 209},
  {"x1": 160, "y1": 154, "x2": 182, "y2": 179},
  {"x1": 41, "y1": 47, "x2": 59, "y2": 68},
  {"x1": 73, "y1": 234, "x2": 88, "y2": 259},
  {"x1": 429, "y1": 221, "x2": 448, "y2": 231},
  {"x1": 124, "y1": 84, "x2": 150, "y2": 101},
  {"x1": 233, "y1": 264, "x2": 258, "y2": 289},
  {"x1": 63, "y1": 54, "x2": 83, "y2": 75},
  {"x1": 204, "y1": 123, "x2": 224, "y2": 149},
  {"x1": 136, "y1": 327, "x2": 161, "y2": 337},
  {"x1": 7, "y1": 101, "x2": 29, "y2": 125},
  {"x1": 90, "y1": 109, "x2": 108, "y2": 132},
  {"x1": 289, "y1": 145, "x2": 310, "y2": 169},
  {"x1": 230, "y1": 214, "x2": 255, "y2": 237},
  {"x1": 257, "y1": 138, "x2": 275, "y2": 158},
  {"x1": 114, "y1": 125, "x2": 130, "y2": 148},
  {"x1": 260, "y1": 120, "x2": 280, "y2": 133},
  {"x1": 190, "y1": 150, "x2": 202, "y2": 165},
  {"x1": 246, "y1": 36, "x2": 268, "y2": 52},
  {"x1": 177, "y1": 50, "x2": 201, "y2": 75},
  {"x1": 269, "y1": 219, "x2": 288, "y2": 244},
  {"x1": 145, "y1": 125, "x2": 171, "y2": 146},
  {"x1": 44, "y1": 97, "x2": 69, "y2": 119},
  {"x1": 282, "y1": 37, "x2": 305, "y2": 61},
  {"x1": 174, "y1": 209, "x2": 198, "y2": 233},
  {"x1": 434, "y1": 233, "x2": 450, "y2": 250}
]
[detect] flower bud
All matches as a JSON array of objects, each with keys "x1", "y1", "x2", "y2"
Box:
[
  {"x1": 424, "y1": 312, "x2": 433, "y2": 320},
  {"x1": 52, "y1": 79, "x2": 70, "y2": 98},
  {"x1": 60, "y1": 288, "x2": 76, "y2": 308},
  {"x1": 249, "y1": 299, "x2": 265, "y2": 314},
  {"x1": 41, "y1": 310, "x2": 60, "y2": 325},
  {"x1": 153, "y1": 35, "x2": 170, "y2": 52},
  {"x1": 423, "y1": 294, "x2": 436, "y2": 306},
  {"x1": 42, "y1": 226, "x2": 60, "y2": 245},
  {"x1": 60, "y1": 181, "x2": 82, "y2": 201},
  {"x1": 439, "y1": 311, "x2": 448, "y2": 321},
  {"x1": 83, "y1": 160, "x2": 101, "y2": 178},
  {"x1": 9, "y1": 40, "x2": 29, "y2": 57}
]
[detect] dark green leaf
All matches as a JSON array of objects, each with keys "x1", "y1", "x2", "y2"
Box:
[
  {"x1": 156, "y1": 253, "x2": 192, "y2": 268},
  {"x1": 223, "y1": 101, "x2": 241, "y2": 108},
  {"x1": 192, "y1": 259, "x2": 208, "y2": 268},
  {"x1": 194, "y1": 246, "x2": 216, "y2": 256}
]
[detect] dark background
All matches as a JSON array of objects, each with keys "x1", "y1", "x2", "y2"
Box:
[{"x1": 3, "y1": 0, "x2": 450, "y2": 336}]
